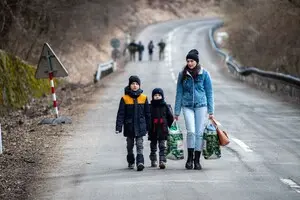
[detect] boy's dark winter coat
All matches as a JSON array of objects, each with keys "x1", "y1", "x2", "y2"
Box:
[
  {"x1": 116, "y1": 86, "x2": 151, "y2": 137},
  {"x1": 148, "y1": 99, "x2": 174, "y2": 141}
]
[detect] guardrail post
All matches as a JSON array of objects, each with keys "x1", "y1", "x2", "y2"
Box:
[
  {"x1": 113, "y1": 61, "x2": 117, "y2": 72},
  {"x1": 94, "y1": 60, "x2": 115, "y2": 83}
]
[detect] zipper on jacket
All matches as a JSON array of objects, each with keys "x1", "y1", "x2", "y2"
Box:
[{"x1": 133, "y1": 98, "x2": 138, "y2": 137}]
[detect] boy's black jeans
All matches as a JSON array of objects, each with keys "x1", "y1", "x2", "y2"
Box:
[
  {"x1": 149, "y1": 140, "x2": 166, "y2": 162},
  {"x1": 126, "y1": 137, "x2": 144, "y2": 165}
]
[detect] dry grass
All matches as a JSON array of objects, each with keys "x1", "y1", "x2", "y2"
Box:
[{"x1": 220, "y1": 0, "x2": 300, "y2": 77}]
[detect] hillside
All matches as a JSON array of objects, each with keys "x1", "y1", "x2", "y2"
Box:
[
  {"x1": 0, "y1": 0, "x2": 220, "y2": 84},
  {"x1": 0, "y1": 50, "x2": 50, "y2": 110},
  {"x1": 219, "y1": 0, "x2": 300, "y2": 77},
  {"x1": 0, "y1": 0, "x2": 221, "y2": 110}
]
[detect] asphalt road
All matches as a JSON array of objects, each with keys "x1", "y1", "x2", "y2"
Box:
[{"x1": 35, "y1": 18, "x2": 300, "y2": 200}]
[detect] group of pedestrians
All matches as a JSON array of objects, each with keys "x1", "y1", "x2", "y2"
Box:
[
  {"x1": 115, "y1": 49, "x2": 214, "y2": 171},
  {"x1": 126, "y1": 39, "x2": 166, "y2": 62}
]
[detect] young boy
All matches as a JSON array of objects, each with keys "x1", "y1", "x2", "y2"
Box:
[
  {"x1": 115, "y1": 75, "x2": 150, "y2": 171},
  {"x1": 149, "y1": 88, "x2": 174, "y2": 169}
]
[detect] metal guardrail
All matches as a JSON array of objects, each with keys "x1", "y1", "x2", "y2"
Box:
[
  {"x1": 94, "y1": 60, "x2": 116, "y2": 83},
  {"x1": 209, "y1": 22, "x2": 300, "y2": 87}
]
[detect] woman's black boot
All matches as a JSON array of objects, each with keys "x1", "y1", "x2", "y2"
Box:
[
  {"x1": 194, "y1": 151, "x2": 202, "y2": 170},
  {"x1": 185, "y1": 148, "x2": 194, "y2": 169}
]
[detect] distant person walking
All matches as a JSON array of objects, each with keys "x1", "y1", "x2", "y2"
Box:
[
  {"x1": 158, "y1": 39, "x2": 166, "y2": 61},
  {"x1": 148, "y1": 40, "x2": 154, "y2": 61},
  {"x1": 137, "y1": 41, "x2": 145, "y2": 61},
  {"x1": 128, "y1": 40, "x2": 138, "y2": 61}
]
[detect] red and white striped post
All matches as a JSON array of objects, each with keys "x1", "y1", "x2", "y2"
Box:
[
  {"x1": 35, "y1": 43, "x2": 70, "y2": 124},
  {"x1": 49, "y1": 72, "x2": 59, "y2": 118}
]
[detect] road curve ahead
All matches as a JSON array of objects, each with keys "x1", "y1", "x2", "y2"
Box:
[{"x1": 35, "y1": 18, "x2": 300, "y2": 200}]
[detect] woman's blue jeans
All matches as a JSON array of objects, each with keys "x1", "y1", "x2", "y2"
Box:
[{"x1": 182, "y1": 107, "x2": 207, "y2": 151}]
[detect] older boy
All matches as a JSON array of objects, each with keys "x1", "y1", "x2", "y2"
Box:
[{"x1": 116, "y1": 75, "x2": 150, "y2": 171}]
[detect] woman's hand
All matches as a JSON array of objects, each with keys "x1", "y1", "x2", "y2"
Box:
[
  {"x1": 208, "y1": 114, "x2": 214, "y2": 119},
  {"x1": 174, "y1": 115, "x2": 179, "y2": 121}
]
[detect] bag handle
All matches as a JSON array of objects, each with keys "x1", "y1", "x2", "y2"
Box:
[
  {"x1": 171, "y1": 120, "x2": 180, "y2": 129},
  {"x1": 210, "y1": 118, "x2": 223, "y2": 129},
  {"x1": 212, "y1": 118, "x2": 222, "y2": 126},
  {"x1": 208, "y1": 118, "x2": 221, "y2": 128}
]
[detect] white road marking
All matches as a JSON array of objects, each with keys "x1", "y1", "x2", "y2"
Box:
[
  {"x1": 280, "y1": 178, "x2": 300, "y2": 193},
  {"x1": 165, "y1": 24, "x2": 184, "y2": 84},
  {"x1": 231, "y1": 137, "x2": 253, "y2": 152},
  {"x1": 166, "y1": 24, "x2": 209, "y2": 85}
]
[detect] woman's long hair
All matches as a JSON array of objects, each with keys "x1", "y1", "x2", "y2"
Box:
[{"x1": 181, "y1": 63, "x2": 201, "y2": 82}]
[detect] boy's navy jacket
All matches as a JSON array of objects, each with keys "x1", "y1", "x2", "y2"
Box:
[
  {"x1": 148, "y1": 99, "x2": 174, "y2": 141},
  {"x1": 116, "y1": 86, "x2": 151, "y2": 137}
]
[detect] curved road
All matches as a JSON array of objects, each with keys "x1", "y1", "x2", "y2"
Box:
[{"x1": 35, "y1": 18, "x2": 300, "y2": 200}]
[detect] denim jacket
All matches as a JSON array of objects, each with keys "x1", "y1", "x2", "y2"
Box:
[{"x1": 174, "y1": 68, "x2": 214, "y2": 116}]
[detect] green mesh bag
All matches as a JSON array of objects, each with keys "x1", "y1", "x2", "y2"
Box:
[
  {"x1": 203, "y1": 121, "x2": 221, "y2": 160},
  {"x1": 166, "y1": 121, "x2": 184, "y2": 160}
]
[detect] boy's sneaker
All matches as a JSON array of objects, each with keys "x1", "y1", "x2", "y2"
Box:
[
  {"x1": 128, "y1": 163, "x2": 134, "y2": 169},
  {"x1": 151, "y1": 161, "x2": 158, "y2": 167},
  {"x1": 159, "y1": 161, "x2": 166, "y2": 169},
  {"x1": 137, "y1": 163, "x2": 145, "y2": 171}
]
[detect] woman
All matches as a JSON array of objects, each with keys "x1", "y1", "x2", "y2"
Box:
[{"x1": 174, "y1": 49, "x2": 214, "y2": 170}]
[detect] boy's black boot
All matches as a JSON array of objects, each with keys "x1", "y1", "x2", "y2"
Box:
[
  {"x1": 127, "y1": 154, "x2": 135, "y2": 169},
  {"x1": 159, "y1": 155, "x2": 166, "y2": 169},
  {"x1": 136, "y1": 154, "x2": 145, "y2": 171},
  {"x1": 194, "y1": 151, "x2": 202, "y2": 170},
  {"x1": 128, "y1": 163, "x2": 134, "y2": 169},
  {"x1": 185, "y1": 148, "x2": 194, "y2": 170},
  {"x1": 149, "y1": 154, "x2": 157, "y2": 167}
]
